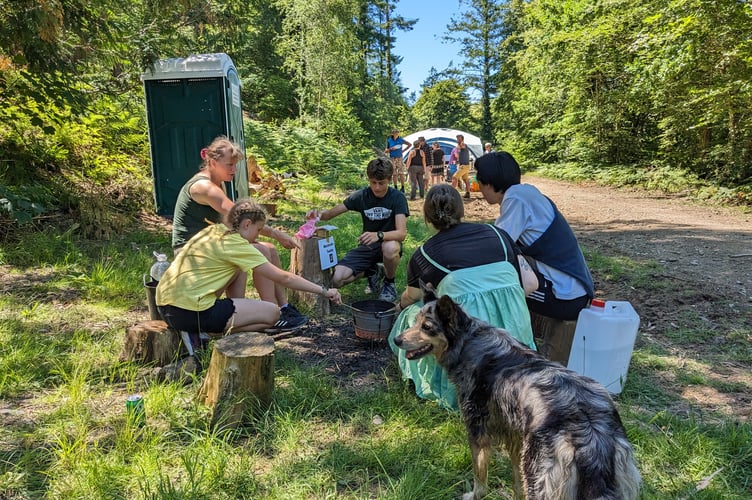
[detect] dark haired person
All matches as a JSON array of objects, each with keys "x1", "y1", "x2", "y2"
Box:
[
  {"x1": 157, "y1": 199, "x2": 342, "y2": 345},
  {"x1": 306, "y1": 158, "x2": 409, "y2": 302},
  {"x1": 387, "y1": 184, "x2": 537, "y2": 410},
  {"x1": 418, "y1": 136, "x2": 433, "y2": 192},
  {"x1": 475, "y1": 151, "x2": 594, "y2": 322},
  {"x1": 405, "y1": 140, "x2": 426, "y2": 200},
  {"x1": 430, "y1": 142, "x2": 445, "y2": 186}
]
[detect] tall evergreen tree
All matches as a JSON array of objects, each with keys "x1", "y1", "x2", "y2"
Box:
[
  {"x1": 412, "y1": 79, "x2": 471, "y2": 130},
  {"x1": 445, "y1": 0, "x2": 506, "y2": 142}
]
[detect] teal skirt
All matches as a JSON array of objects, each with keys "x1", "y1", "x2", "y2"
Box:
[{"x1": 388, "y1": 262, "x2": 535, "y2": 411}]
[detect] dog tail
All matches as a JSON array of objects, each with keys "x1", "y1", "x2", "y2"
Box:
[
  {"x1": 574, "y1": 431, "x2": 641, "y2": 500},
  {"x1": 613, "y1": 437, "x2": 641, "y2": 500}
]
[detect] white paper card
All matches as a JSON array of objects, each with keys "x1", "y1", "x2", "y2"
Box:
[{"x1": 318, "y1": 236, "x2": 338, "y2": 270}]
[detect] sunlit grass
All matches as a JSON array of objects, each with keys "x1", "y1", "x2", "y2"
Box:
[
  {"x1": 1, "y1": 175, "x2": 750, "y2": 499},
  {"x1": 584, "y1": 249, "x2": 668, "y2": 291}
]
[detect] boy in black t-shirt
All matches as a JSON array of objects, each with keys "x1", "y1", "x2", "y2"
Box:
[{"x1": 306, "y1": 158, "x2": 409, "y2": 302}]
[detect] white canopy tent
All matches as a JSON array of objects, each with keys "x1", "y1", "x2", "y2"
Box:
[{"x1": 402, "y1": 128, "x2": 484, "y2": 163}]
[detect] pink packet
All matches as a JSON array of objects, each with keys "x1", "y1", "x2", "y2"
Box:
[{"x1": 295, "y1": 217, "x2": 320, "y2": 239}]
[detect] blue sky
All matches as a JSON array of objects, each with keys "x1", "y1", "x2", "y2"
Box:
[{"x1": 392, "y1": 0, "x2": 464, "y2": 99}]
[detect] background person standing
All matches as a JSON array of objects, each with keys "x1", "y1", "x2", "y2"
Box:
[
  {"x1": 385, "y1": 129, "x2": 410, "y2": 192},
  {"x1": 430, "y1": 142, "x2": 445, "y2": 186},
  {"x1": 405, "y1": 140, "x2": 426, "y2": 200},
  {"x1": 455, "y1": 134, "x2": 472, "y2": 199},
  {"x1": 418, "y1": 136, "x2": 432, "y2": 192}
]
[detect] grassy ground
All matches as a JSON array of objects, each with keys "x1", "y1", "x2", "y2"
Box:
[{"x1": 1, "y1": 176, "x2": 751, "y2": 499}]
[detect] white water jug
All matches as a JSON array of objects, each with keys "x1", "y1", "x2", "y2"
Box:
[{"x1": 567, "y1": 299, "x2": 640, "y2": 395}]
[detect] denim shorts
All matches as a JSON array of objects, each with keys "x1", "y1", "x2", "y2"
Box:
[{"x1": 158, "y1": 299, "x2": 236, "y2": 334}]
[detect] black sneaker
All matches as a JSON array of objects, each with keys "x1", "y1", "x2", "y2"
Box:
[
  {"x1": 364, "y1": 264, "x2": 384, "y2": 295},
  {"x1": 464, "y1": 191, "x2": 471, "y2": 199},
  {"x1": 379, "y1": 281, "x2": 398, "y2": 302},
  {"x1": 265, "y1": 305, "x2": 308, "y2": 333}
]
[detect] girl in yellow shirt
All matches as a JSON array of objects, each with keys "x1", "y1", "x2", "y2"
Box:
[{"x1": 157, "y1": 199, "x2": 341, "y2": 338}]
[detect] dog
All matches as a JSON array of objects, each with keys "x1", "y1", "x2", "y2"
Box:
[{"x1": 393, "y1": 291, "x2": 641, "y2": 500}]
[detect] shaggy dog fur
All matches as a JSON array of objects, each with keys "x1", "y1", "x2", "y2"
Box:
[{"x1": 393, "y1": 291, "x2": 641, "y2": 500}]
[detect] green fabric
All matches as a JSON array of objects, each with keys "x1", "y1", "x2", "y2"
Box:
[
  {"x1": 171, "y1": 175, "x2": 222, "y2": 248},
  {"x1": 388, "y1": 261, "x2": 535, "y2": 411}
]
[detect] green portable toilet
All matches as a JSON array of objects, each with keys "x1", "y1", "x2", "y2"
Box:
[{"x1": 141, "y1": 53, "x2": 248, "y2": 216}]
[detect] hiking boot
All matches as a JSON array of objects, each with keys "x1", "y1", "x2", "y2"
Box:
[
  {"x1": 464, "y1": 191, "x2": 471, "y2": 199},
  {"x1": 364, "y1": 264, "x2": 384, "y2": 295},
  {"x1": 379, "y1": 281, "x2": 398, "y2": 302},
  {"x1": 265, "y1": 304, "x2": 308, "y2": 333}
]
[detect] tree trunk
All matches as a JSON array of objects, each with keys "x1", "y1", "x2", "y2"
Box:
[
  {"x1": 198, "y1": 332, "x2": 275, "y2": 427},
  {"x1": 120, "y1": 320, "x2": 181, "y2": 366},
  {"x1": 289, "y1": 233, "x2": 332, "y2": 315}
]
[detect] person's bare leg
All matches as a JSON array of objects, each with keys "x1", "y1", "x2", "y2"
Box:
[
  {"x1": 249, "y1": 242, "x2": 287, "y2": 305},
  {"x1": 391, "y1": 158, "x2": 400, "y2": 188},
  {"x1": 225, "y1": 299, "x2": 280, "y2": 333},
  {"x1": 253, "y1": 242, "x2": 287, "y2": 305},
  {"x1": 331, "y1": 264, "x2": 358, "y2": 288},
  {"x1": 225, "y1": 271, "x2": 248, "y2": 298},
  {"x1": 382, "y1": 241, "x2": 400, "y2": 280}
]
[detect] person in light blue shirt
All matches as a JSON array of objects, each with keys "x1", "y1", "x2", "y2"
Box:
[
  {"x1": 476, "y1": 151, "x2": 594, "y2": 321},
  {"x1": 385, "y1": 129, "x2": 410, "y2": 192}
]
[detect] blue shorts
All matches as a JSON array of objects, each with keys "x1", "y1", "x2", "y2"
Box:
[{"x1": 158, "y1": 299, "x2": 236, "y2": 334}]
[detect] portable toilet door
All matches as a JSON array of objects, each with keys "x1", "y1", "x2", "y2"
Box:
[{"x1": 141, "y1": 53, "x2": 248, "y2": 216}]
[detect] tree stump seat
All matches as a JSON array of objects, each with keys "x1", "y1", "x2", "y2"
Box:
[
  {"x1": 198, "y1": 331, "x2": 275, "y2": 427},
  {"x1": 529, "y1": 311, "x2": 577, "y2": 367},
  {"x1": 289, "y1": 230, "x2": 332, "y2": 316},
  {"x1": 120, "y1": 320, "x2": 181, "y2": 366}
]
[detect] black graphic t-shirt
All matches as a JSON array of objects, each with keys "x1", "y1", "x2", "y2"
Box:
[{"x1": 343, "y1": 186, "x2": 410, "y2": 233}]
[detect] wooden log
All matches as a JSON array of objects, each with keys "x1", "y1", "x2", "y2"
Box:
[
  {"x1": 198, "y1": 332, "x2": 275, "y2": 427},
  {"x1": 152, "y1": 355, "x2": 199, "y2": 385},
  {"x1": 289, "y1": 230, "x2": 332, "y2": 315},
  {"x1": 119, "y1": 320, "x2": 181, "y2": 366},
  {"x1": 529, "y1": 311, "x2": 577, "y2": 367}
]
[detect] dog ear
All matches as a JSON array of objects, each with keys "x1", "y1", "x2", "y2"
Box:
[
  {"x1": 435, "y1": 295, "x2": 471, "y2": 336},
  {"x1": 419, "y1": 280, "x2": 437, "y2": 303},
  {"x1": 435, "y1": 295, "x2": 459, "y2": 327}
]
